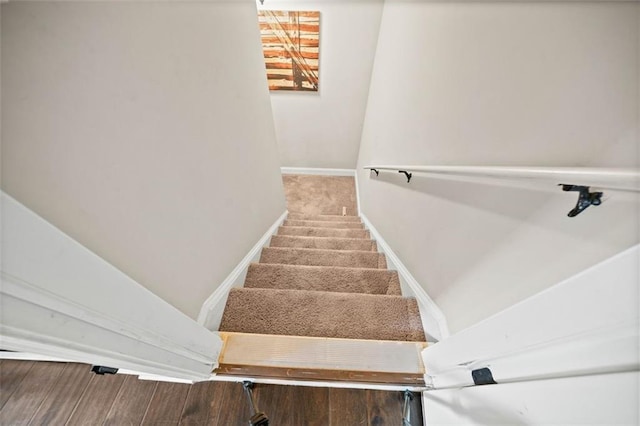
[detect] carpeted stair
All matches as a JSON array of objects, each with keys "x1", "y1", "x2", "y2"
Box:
[
  {"x1": 270, "y1": 235, "x2": 377, "y2": 251},
  {"x1": 277, "y1": 226, "x2": 370, "y2": 239},
  {"x1": 220, "y1": 213, "x2": 426, "y2": 342}
]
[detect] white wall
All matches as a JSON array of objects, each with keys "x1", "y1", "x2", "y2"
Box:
[
  {"x1": 260, "y1": 0, "x2": 383, "y2": 169},
  {"x1": 422, "y1": 245, "x2": 639, "y2": 424},
  {"x1": 2, "y1": 192, "x2": 221, "y2": 380},
  {"x1": 424, "y1": 371, "x2": 639, "y2": 425},
  {"x1": 357, "y1": 1, "x2": 639, "y2": 333},
  {"x1": 1, "y1": 1, "x2": 287, "y2": 320}
]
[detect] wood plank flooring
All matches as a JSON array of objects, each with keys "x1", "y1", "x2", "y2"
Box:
[{"x1": 0, "y1": 360, "x2": 423, "y2": 425}]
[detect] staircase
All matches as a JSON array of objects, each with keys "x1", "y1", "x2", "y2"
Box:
[
  {"x1": 215, "y1": 175, "x2": 426, "y2": 385},
  {"x1": 220, "y1": 214, "x2": 425, "y2": 342}
]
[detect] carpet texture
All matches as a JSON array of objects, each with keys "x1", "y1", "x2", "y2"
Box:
[
  {"x1": 260, "y1": 247, "x2": 387, "y2": 269},
  {"x1": 283, "y1": 220, "x2": 365, "y2": 229},
  {"x1": 269, "y1": 235, "x2": 377, "y2": 252},
  {"x1": 278, "y1": 226, "x2": 370, "y2": 239},
  {"x1": 282, "y1": 175, "x2": 358, "y2": 216},
  {"x1": 287, "y1": 213, "x2": 361, "y2": 222},
  {"x1": 219, "y1": 175, "x2": 425, "y2": 342},
  {"x1": 244, "y1": 263, "x2": 402, "y2": 295},
  {"x1": 221, "y1": 288, "x2": 425, "y2": 341}
]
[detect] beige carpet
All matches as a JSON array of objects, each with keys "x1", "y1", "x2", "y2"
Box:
[
  {"x1": 270, "y1": 235, "x2": 377, "y2": 251},
  {"x1": 277, "y1": 226, "x2": 370, "y2": 239},
  {"x1": 221, "y1": 288, "x2": 424, "y2": 341},
  {"x1": 243, "y1": 264, "x2": 401, "y2": 295},
  {"x1": 282, "y1": 175, "x2": 358, "y2": 216},
  {"x1": 219, "y1": 175, "x2": 425, "y2": 342}
]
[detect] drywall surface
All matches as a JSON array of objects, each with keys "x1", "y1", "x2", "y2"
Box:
[
  {"x1": 423, "y1": 371, "x2": 639, "y2": 425},
  {"x1": 357, "y1": 1, "x2": 639, "y2": 333},
  {"x1": 1, "y1": 1, "x2": 286, "y2": 319},
  {"x1": 422, "y1": 245, "x2": 639, "y2": 424},
  {"x1": 260, "y1": 0, "x2": 383, "y2": 169}
]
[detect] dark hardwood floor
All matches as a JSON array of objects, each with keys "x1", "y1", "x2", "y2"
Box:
[{"x1": 0, "y1": 360, "x2": 423, "y2": 425}]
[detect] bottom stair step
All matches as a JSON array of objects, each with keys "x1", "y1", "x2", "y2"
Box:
[
  {"x1": 219, "y1": 288, "x2": 426, "y2": 342},
  {"x1": 215, "y1": 332, "x2": 427, "y2": 386}
]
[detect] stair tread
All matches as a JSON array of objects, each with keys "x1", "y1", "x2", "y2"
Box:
[
  {"x1": 283, "y1": 220, "x2": 364, "y2": 229},
  {"x1": 220, "y1": 288, "x2": 426, "y2": 342},
  {"x1": 278, "y1": 226, "x2": 370, "y2": 239},
  {"x1": 287, "y1": 213, "x2": 361, "y2": 222},
  {"x1": 245, "y1": 263, "x2": 402, "y2": 295},
  {"x1": 260, "y1": 247, "x2": 387, "y2": 269},
  {"x1": 270, "y1": 235, "x2": 377, "y2": 251}
]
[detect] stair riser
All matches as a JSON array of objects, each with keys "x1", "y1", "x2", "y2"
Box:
[
  {"x1": 260, "y1": 248, "x2": 387, "y2": 269},
  {"x1": 283, "y1": 220, "x2": 364, "y2": 229},
  {"x1": 278, "y1": 226, "x2": 370, "y2": 239},
  {"x1": 270, "y1": 235, "x2": 377, "y2": 252},
  {"x1": 244, "y1": 263, "x2": 402, "y2": 295}
]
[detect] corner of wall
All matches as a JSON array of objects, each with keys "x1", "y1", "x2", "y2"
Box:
[
  {"x1": 197, "y1": 210, "x2": 289, "y2": 330},
  {"x1": 359, "y1": 212, "x2": 449, "y2": 342}
]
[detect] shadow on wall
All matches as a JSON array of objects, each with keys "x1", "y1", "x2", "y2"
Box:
[
  {"x1": 367, "y1": 169, "x2": 554, "y2": 222},
  {"x1": 365, "y1": 169, "x2": 639, "y2": 242},
  {"x1": 361, "y1": 167, "x2": 639, "y2": 306}
]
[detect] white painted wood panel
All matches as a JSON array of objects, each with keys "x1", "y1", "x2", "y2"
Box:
[
  {"x1": 1, "y1": 192, "x2": 221, "y2": 380},
  {"x1": 422, "y1": 245, "x2": 639, "y2": 423},
  {"x1": 218, "y1": 332, "x2": 426, "y2": 374}
]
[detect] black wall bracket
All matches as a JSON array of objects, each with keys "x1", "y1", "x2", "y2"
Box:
[
  {"x1": 471, "y1": 367, "x2": 497, "y2": 386},
  {"x1": 559, "y1": 184, "x2": 603, "y2": 217},
  {"x1": 91, "y1": 365, "x2": 118, "y2": 375},
  {"x1": 399, "y1": 170, "x2": 412, "y2": 183},
  {"x1": 371, "y1": 168, "x2": 379, "y2": 176}
]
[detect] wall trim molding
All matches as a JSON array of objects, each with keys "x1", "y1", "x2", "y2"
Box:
[
  {"x1": 360, "y1": 213, "x2": 450, "y2": 341},
  {"x1": 354, "y1": 171, "x2": 362, "y2": 216},
  {"x1": 280, "y1": 167, "x2": 356, "y2": 177},
  {"x1": 197, "y1": 210, "x2": 289, "y2": 330}
]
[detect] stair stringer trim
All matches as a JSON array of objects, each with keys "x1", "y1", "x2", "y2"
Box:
[
  {"x1": 360, "y1": 213, "x2": 450, "y2": 342},
  {"x1": 280, "y1": 167, "x2": 356, "y2": 177},
  {"x1": 197, "y1": 210, "x2": 288, "y2": 330}
]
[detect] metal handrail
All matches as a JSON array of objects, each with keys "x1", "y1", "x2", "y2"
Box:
[
  {"x1": 365, "y1": 165, "x2": 639, "y2": 216},
  {"x1": 364, "y1": 165, "x2": 639, "y2": 191}
]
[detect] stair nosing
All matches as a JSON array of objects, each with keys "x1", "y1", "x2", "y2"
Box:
[
  {"x1": 280, "y1": 225, "x2": 368, "y2": 230},
  {"x1": 231, "y1": 286, "x2": 414, "y2": 301},
  {"x1": 262, "y1": 246, "x2": 381, "y2": 255},
  {"x1": 248, "y1": 262, "x2": 397, "y2": 273},
  {"x1": 271, "y1": 235, "x2": 375, "y2": 242},
  {"x1": 284, "y1": 220, "x2": 364, "y2": 225},
  {"x1": 287, "y1": 214, "x2": 360, "y2": 218}
]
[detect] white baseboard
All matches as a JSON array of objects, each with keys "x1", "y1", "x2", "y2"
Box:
[
  {"x1": 280, "y1": 167, "x2": 355, "y2": 177},
  {"x1": 0, "y1": 352, "x2": 71, "y2": 362},
  {"x1": 360, "y1": 213, "x2": 449, "y2": 342},
  {"x1": 354, "y1": 171, "x2": 362, "y2": 216},
  {"x1": 197, "y1": 210, "x2": 288, "y2": 330}
]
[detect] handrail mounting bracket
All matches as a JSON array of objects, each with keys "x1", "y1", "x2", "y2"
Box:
[
  {"x1": 559, "y1": 184, "x2": 603, "y2": 217},
  {"x1": 399, "y1": 170, "x2": 412, "y2": 183}
]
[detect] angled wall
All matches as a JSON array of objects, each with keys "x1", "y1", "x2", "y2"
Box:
[
  {"x1": 261, "y1": 0, "x2": 384, "y2": 169},
  {"x1": 357, "y1": 1, "x2": 639, "y2": 333},
  {"x1": 1, "y1": 1, "x2": 286, "y2": 319}
]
